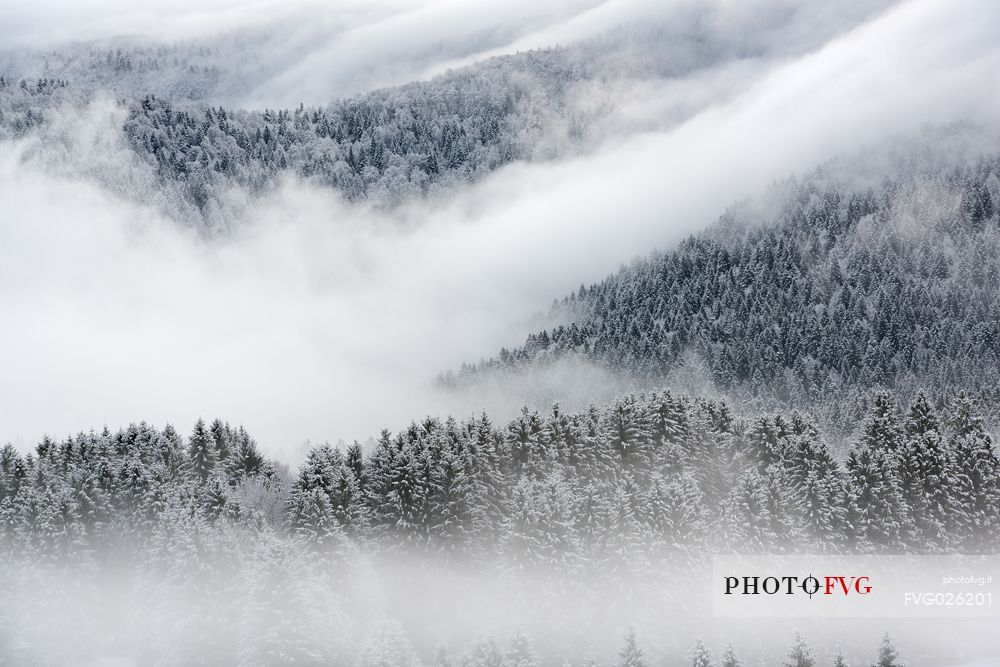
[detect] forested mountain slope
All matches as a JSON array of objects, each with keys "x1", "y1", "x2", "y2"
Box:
[
  {"x1": 119, "y1": 50, "x2": 593, "y2": 211},
  {"x1": 0, "y1": 50, "x2": 599, "y2": 224},
  {"x1": 446, "y1": 144, "x2": 1000, "y2": 433}
]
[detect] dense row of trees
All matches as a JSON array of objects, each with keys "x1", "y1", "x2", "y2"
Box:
[
  {"x1": 3, "y1": 389, "x2": 997, "y2": 574},
  {"x1": 447, "y1": 152, "x2": 1000, "y2": 434}
]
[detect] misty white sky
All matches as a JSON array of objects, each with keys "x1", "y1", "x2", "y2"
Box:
[{"x1": 2, "y1": 0, "x2": 1000, "y2": 459}]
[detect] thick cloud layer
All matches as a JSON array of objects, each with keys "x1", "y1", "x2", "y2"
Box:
[
  {"x1": 4, "y1": 0, "x2": 897, "y2": 105},
  {"x1": 1, "y1": 0, "x2": 999, "y2": 459}
]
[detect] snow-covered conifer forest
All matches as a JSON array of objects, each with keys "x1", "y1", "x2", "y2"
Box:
[{"x1": 2, "y1": 0, "x2": 1000, "y2": 664}]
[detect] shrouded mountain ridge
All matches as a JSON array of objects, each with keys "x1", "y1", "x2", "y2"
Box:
[{"x1": 444, "y1": 134, "x2": 1000, "y2": 435}]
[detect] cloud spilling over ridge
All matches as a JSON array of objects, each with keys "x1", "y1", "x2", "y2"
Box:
[
  {"x1": 1, "y1": 0, "x2": 620, "y2": 105},
  {"x1": 1, "y1": 0, "x2": 999, "y2": 459},
  {"x1": 3, "y1": 0, "x2": 899, "y2": 106}
]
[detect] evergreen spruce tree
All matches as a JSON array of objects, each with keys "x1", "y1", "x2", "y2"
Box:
[
  {"x1": 228, "y1": 427, "x2": 267, "y2": 479},
  {"x1": 720, "y1": 645, "x2": 741, "y2": 667},
  {"x1": 844, "y1": 446, "x2": 910, "y2": 552},
  {"x1": 871, "y1": 635, "x2": 903, "y2": 667},
  {"x1": 784, "y1": 634, "x2": 815, "y2": 667},
  {"x1": 951, "y1": 428, "x2": 1000, "y2": 551},
  {"x1": 346, "y1": 440, "x2": 366, "y2": 490},
  {"x1": 187, "y1": 418, "x2": 217, "y2": 483},
  {"x1": 690, "y1": 639, "x2": 713, "y2": 667},
  {"x1": 618, "y1": 629, "x2": 646, "y2": 667},
  {"x1": 785, "y1": 434, "x2": 846, "y2": 549},
  {"x1": 905, "y1": 392, "x2": 939, "y2": 437},
  {"x1": 606, "y1": 395, "x2": 654, "y2": 472},
  {"x1": 862, "y1": 394, "x2": 903, "y2": 453},
  {"x1": 209, "y1": 418, "x2": 231, "y2": 462},
  {"x1": 289, "y1": 488, "x2": 342, "y2": 552}
]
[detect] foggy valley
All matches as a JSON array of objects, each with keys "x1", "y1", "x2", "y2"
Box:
[{"x1": 2, "y1": 0, "x2": 1000, "y2": 665}]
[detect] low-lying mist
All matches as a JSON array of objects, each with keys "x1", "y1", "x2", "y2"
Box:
[{"x1": 4, "y1": 544, "x2": 1000, "y2": 665}]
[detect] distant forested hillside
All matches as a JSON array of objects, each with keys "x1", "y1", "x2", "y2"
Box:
[
  {"x1": 0, "y1": 49, "x2": 598, "y2": 224},
  {"x1": 446, "y1": 144, "x2": 1000, "y2": 434},
  {"x1": 119, "y1": 50, "x2": 594, "y2": 212},
  {"x1": 0, "y1": 26, "x2": 730, "y2": 226}
]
